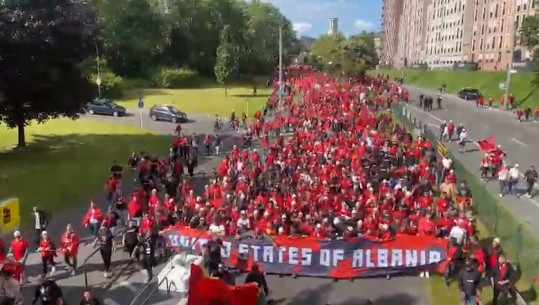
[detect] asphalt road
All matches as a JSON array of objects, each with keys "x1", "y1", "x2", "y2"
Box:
[
  {"x1": 401, "y1": 85, "x2": 539, "y2": 234},
  {"x1": 13, "y1": 108, "x2": 432, "y2": 305}
]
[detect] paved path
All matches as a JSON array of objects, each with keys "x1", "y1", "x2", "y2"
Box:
[
  {"x1": 400, "y1": 85, "x2": 539, "y2": 234},
  {"x1": 12, "y1": 107, "x2": 432, "y2": 305}
]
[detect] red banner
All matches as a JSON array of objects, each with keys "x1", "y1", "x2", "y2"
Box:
[
  {"x1": 164, "y1": 226, "x2": 449, "y2": 279},
  {"x1": 187, "y1": 264, "x2": 259, "y2": 305}
]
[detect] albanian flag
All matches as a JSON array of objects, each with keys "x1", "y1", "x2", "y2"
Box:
[
  {"x1": 477, "y1": 136, "x2": 496, "y2": 152},
  {"x1": 187, "y1": 264, "x2": 259, "y2": 305}
]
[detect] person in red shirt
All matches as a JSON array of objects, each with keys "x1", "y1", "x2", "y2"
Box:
[
  {"x1": 82, "y1": 202, "x2": 104, "y2": 238},
  {"x1": 128, "y1": 196, "x2": 143, "y2": 227},
  {"x1": 418, "y1": 213, "x2": 437, "y2": 237},
  {"x1": 38, "y1": 231, "x2": 57, "y2": 277},
  {"x1": 61, "y1": 223, "x2": 80, "y2": 275},
  {"x1": 8, "y1": 230, "x2": 29, "y2": 284}
]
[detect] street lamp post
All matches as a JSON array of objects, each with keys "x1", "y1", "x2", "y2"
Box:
[
  {"x1": 278, "y1": 27, "x2": 283, "y2": 106},
  {"x1": 95, "y1": 39, "x2": 102, "y2": 98},
  {"x1": 504, "y1": 21, "x2": 518, "y2": 110}
]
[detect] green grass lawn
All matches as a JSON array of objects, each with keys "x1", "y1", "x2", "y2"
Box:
[
  {"x1": 371, "y1": 69, "x2": 539, "y2": 109},
  {"x1": 117, "y1": 85, "x2": 273, "y2": 117},
  {"x1": 0, "y1": 119, "x2": 171, "y2": 228}
]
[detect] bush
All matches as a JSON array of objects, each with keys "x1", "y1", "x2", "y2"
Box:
[
  {"x1": 152, "y1": 68, "x2": 200, "y2": 88},
  {"x1": 90, "y1": 71, "x2": 125, "y2": 99}
]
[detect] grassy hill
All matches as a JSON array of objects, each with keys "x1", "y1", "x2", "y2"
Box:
[{"x1": 370, "y1": 69, "x2": 539, "y2": 108}]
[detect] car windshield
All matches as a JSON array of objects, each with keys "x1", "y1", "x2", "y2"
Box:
[
  {"x1": 105, "y1": 102, "x2": 119, "y2": 107},
  {"x1": 166, "y1": 106, "x2": 180, "y2": 114}
]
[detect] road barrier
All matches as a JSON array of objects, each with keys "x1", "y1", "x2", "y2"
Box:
[{"x1": 392, "y1": 103, "x2": 538, "y2": 303}]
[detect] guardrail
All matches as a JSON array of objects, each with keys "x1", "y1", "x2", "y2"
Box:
[
  {"x1": 128, "y1": 252, "x2": 185, "y2": 305},
  {"x1": 82, "y1": 247, "x2": 101, "y2": 288},
  {"x1": 392, "y1": 103, "x2": 538, "y2": 305}
]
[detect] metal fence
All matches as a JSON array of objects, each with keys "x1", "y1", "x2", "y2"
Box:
[{"x1": 391, "y1": 103, "x2": 539, "y2": 288}]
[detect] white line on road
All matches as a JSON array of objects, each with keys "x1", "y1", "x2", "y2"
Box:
[{"x1": 511, "y1": 138, "x2": 528, "y2": 146}]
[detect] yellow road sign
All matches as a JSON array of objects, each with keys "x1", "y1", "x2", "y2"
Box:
[
  {"x1": 0, "y1": 198, "x2": 20, "y2": 234},
  {"x1": 437, "y1": 141, "x2": 449, "y2": 158}
]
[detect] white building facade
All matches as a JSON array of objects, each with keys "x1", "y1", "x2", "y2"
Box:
[{"x1": 423, "y1": 0, "x2": 474, "y2": 69}]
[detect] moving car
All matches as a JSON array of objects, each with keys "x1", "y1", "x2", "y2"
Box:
[
  {"x1": 149, "y1": 104, "x2": 188, "y2": 123},
  {"x1": 457, "y1": 88, "x2": 482, "y2": 100},
  {"x1": 86, "y1": 99, "x2": 127, "y2": 116}
]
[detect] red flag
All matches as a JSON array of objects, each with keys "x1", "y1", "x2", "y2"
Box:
[{"x1": 477, "y1": 136, "x2": 496, "y2": 152}]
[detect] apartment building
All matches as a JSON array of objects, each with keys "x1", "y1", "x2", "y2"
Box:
[
  {"x1": 469, "y1": 0, "x2": 536, "y2": 71},
  {"x1": 395, "y1": 0, "x2": 431, "y2": 67},
  {"x1": 380, "y1": 0, "x2": 403, "y2": 67},
  {"x1": 423, "y1": 0, "x2": 475, "y2": 69}
]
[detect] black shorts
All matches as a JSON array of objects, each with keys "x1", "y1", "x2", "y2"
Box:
[{"x1": 459, "y1": 141, "x2": 465, "y2": 147}]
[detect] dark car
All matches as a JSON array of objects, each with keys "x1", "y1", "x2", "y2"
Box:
[
  {"x1": 149, "y1": 104, "x2": 188, "y2": 123},
  {"x1": 86, "y1": 99, "x2": 127, "y2": 116},
  {"x1": 457, "y1": 88, "x2": 482, "y2": 100}
]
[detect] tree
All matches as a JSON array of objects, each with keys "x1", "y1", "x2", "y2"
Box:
[
  {"x1": 0, "y1": 0, "x2": 100, "y2": 147},
  {"x1": 310, "y1": 32, "x2": 378, "y2": 76},
  {"x1": 520, "y1": 15, "x2": 539, "y2": 49},
  {"x1": 96, "y1": 0, "x2": 166, "y2": 78},
  {"x1": 214, "y1": 25, "x2": 238, "y2": 96}
]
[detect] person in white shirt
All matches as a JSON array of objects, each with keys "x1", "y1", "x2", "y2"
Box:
[
  {"x1": 237, "y1": 211, "x2": 251, "y2": 231},
  {"x1": 498, "y1": 166, "x2": 509, "y2": 197},
  {"x1": 208, "y1": 219, "x2": 226, "y2": 237},
  {"x1": 458, "y1": 128, "x2": 468, "y2": 154},
  {"x1": 449, "y1": 220, "x2": 466, "y2": 245},
  {"x1": 508, "y1": 164, "x2": 520, "y2": 195}
]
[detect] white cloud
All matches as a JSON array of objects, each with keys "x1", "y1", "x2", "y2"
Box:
[
  {"x1": 293, "y1": 22, "x2": 313, "y2": 35},
  {"x1": 354, "y1": 19, "x2": 374, "y2": 31}
]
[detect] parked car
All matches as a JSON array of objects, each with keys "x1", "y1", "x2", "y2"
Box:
[
  {"x1": 149, "y1": 104, "x2": 188, "y2": 123},
  {"x1": 457, "y1": 88, "x2": 482, "y2": 100},
  {"x1": 86, "y1": 99, "x2": 127, "y2": 116}
]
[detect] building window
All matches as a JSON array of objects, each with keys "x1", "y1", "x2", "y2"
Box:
[
  {"x1": 495, "y1": 4, "x2": 499, "y2": 17},
  {"x1": 502, "y1": 2, "x2": 506, "y2": 15},
  {"x1": 472, "y1": 39, "x2": 476, "y2": 51},
  {"x1": 482, "y1": 7, "x2": 486, "y2": 19},
  {"x1": 480, "y1": 38, "x2": 484, "y2": 50},
  {"x1": 501, "y1": 18, "x2": 505, "y2": 31},
  {"x1": 499, "y1": 35, "x2": 503, "y2": 48}
]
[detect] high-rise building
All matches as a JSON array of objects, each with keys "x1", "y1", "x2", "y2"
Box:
[
  {"x1": 423, "y1": 0, "x2": 474, "y2": 69},
  {"x1": 396, "y1": 0, "x2": 431, "y2": 68},
  {"x1": 380, "y1": 0, "x2": 403, "y2": 67},
  {"x1": 469, "y1": 0, "x2": 536, "y2": 71},
  {"x1": 328, "y1": 17, "x2": 339, "y2": 35}
]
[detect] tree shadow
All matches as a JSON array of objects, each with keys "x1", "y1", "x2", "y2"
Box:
[
  {"x1": 122, "y1": 89, "x2": 175, "y2": 99},
  {"x1": 515, "y1": 91, "x2": 534, "y2": 108},
  {"x1": 231, "y1": 94, "x2": 271, "y2": 98}
]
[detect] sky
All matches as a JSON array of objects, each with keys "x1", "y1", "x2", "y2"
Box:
[{"x1": 261, "y1": 0, "x2": 382, "y2": 37}]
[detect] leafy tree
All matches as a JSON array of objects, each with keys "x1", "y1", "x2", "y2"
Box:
[
  {"x1": 520, "y1": 15, "x2": 539, "y2": 49},
  {"x1": 310, "y1": 32, "x2": 378, "y2": 76},
  {"x1": 0, "y1": 0, "x2": 100, "y2": 147},
  {"x1": 214, "y1": 25, "x2": 238, "y2": 96},
  {"x1": 96, "y1": 0, "x2": 166, "y2": 78}
]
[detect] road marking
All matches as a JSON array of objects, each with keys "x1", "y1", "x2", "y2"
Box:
[{"x1": 511, "y1": 138, "x2": 527, "y2": 146}]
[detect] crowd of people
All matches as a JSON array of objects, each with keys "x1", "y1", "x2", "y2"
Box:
[{"x1": 0, "y1": 66, "x2": 521, "y2": 305}]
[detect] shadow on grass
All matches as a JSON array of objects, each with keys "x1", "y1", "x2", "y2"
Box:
[
  {"x1": 0, "y1": 133, "x2": 172, "y2": 230},
  {"x1": 231, "y1": 93, "x2": 271, "y2": 98}
]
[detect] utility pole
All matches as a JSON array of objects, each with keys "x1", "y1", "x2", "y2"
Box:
[
  {"x1": 278, "y1": 26, "x2": 283, "y2": 106},
  {"x1": 95, "y1": 39, "x2": 101, "y2": 98},
  {"x1": 504, "y1": 20, "x2": 518, "y2": 110}
]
